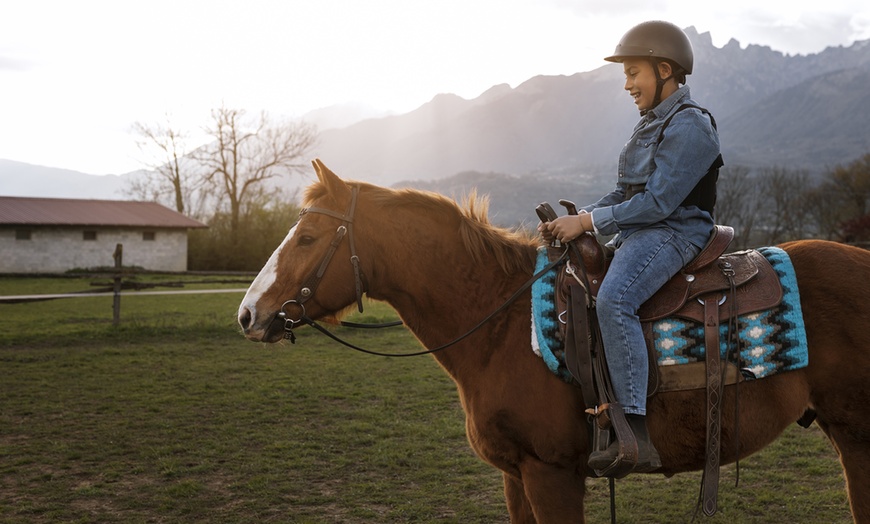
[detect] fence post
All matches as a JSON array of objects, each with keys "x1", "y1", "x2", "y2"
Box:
[{"x1": 113, "y1": 244, "x2": 123, "y2": 326}]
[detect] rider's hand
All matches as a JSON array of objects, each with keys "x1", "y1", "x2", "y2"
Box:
[
  {"x1": 538, "y1": 212, "x2": 592, "y2": 243},
  {"x1": 538, "y1": 221, "x2": 556, "y2": 243}
]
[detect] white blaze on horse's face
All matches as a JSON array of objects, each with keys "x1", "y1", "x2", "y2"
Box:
[{"x1": 238, "y1": 224, "x2": 297, "y2": 338}]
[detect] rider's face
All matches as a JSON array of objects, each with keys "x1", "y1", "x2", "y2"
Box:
[{"x1": 622, "y1": 58, "x2": 676, "y2": 112}]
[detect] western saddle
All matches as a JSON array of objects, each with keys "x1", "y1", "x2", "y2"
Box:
[{"x1": 546, "y1": 218, "x2": 783, "y2": 516}]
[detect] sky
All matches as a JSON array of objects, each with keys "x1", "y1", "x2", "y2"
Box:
[{"x1": 2, "y1": 0, "x2": 869, "y2": 176}]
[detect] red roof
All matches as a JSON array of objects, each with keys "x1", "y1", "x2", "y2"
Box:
[{"x1": 0, "y1": 196, "x2": 207, "y2": 229}]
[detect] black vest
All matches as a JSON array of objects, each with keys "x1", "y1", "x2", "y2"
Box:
[
  {"x1": 659, "y1": 104, "x2": 724, "y2": 216},
  {"x1": 625, "y1": 104, "x2": 724, "y2": 217}
]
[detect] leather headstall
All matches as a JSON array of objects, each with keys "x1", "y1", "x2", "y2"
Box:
[{"x1": 278, "y1": 185, "x2": 366, "y2": 338}]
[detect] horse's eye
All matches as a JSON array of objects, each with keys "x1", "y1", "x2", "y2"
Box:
[{"x1": 297, "y1": 235, "x2": 315, "y2": 246}]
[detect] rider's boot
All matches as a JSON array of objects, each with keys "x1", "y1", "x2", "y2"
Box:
[{"x1": 588, "y1": 414, "x2": 661, "y2": 473}]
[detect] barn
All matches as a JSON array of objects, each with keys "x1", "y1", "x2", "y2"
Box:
[{"x1": 0, "y1": 196, "x2": 207, "y2": 273}]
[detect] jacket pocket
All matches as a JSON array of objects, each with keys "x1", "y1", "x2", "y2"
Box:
[{"x1": 622, "y1": 137, "x2": 657, "y2": 181}]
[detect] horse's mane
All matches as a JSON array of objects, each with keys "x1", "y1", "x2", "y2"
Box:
[{"x1": 304, "y1": 181, "x2": 538, "y2": 275}]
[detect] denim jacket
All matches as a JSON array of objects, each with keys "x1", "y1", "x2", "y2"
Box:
[{"x1": 583, "y1": 86, "x2": 720, "y2": 249}]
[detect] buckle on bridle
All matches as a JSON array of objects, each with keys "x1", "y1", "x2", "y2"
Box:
[{"x1": 277, "y1": 300, "x2": 306, "y2": 342}]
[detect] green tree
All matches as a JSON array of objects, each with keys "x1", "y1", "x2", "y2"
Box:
[
  {"x1": 188, "y1": 191, "x2": 301, "y2": 271},
  {"x1": 827, "y1": 153, "x2": 870, "y2": 219},
  {"x1": 816, "y1": 153, "x2": 870, "y2": 243}
]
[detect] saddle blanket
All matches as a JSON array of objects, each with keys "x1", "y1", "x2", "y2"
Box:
[{"x1": 531, "y1": 246, "x2": 809, "y2": 384}]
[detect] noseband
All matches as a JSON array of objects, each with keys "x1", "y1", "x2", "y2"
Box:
[{"x1": 278, "y1": 185, "x2": 367, "y2": 339}]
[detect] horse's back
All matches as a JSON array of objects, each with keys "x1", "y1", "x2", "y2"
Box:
[
  {"x1": 782, "y1": 239, "x2": 870, "y2": 283},
  {"x1": 782, "y1": 239, "x2": 870, "y2": 333}
]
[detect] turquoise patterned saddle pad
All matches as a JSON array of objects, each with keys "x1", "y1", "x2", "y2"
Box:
[{"x1": 531, "y1": 246, "x2": 809, "y2": 384}]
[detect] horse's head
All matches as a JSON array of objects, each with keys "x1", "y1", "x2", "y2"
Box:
[{"x1": 238, "y1": 159, "x2": 368, "y2": 342}]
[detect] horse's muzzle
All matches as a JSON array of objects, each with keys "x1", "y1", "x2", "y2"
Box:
[{"x1": 238, "y1": 305, "x2": 286, "y2": 343}]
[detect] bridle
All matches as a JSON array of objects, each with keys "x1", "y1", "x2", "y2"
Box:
[
  {"x1": 276, "y1": 185, "x2": 375, "y2": 341},
  {"x1": 275, "y1": 184, "x2": 567, "y2": 356}
]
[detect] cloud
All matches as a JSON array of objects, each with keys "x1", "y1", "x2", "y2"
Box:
[
  {"x1": 537, "y1": 0, "x2": 870, "y2": 54},
  {"x1": 0, "y1": 56, "x2": 29, "y2": 71},
  {"x1": 2, "y1": 0, "x2": 869, "y2": 175},
  {"x1": 723, "y1": 10, "x2": 867, "y2": 54},
  {"x1": 851, "y1": 11, "x2": 870, "y2": 40},
  {"x1": 541, "y1": 0, "x2": 669, "y2": 16}
]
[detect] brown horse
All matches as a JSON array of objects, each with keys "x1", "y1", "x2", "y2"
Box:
[{"x1": 238, "y1": 159, "x2": 870, "y2": 523}]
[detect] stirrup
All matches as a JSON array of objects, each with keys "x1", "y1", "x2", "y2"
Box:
[{"x1": 586, "y1": 403, "x2": 638, "y2": 478}]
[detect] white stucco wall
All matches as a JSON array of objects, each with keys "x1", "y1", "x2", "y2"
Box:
[{"x1": 0, "y1": 227, "x2": 190, "y2": 273}]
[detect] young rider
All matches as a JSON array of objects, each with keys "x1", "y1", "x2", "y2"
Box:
[{"x1": 539, "y1": 20, "x2": 721, "y2": 473}]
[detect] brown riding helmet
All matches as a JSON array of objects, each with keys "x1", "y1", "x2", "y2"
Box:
[{"x1": 604, "y1": 20, "x2": 694, "y2": 76}]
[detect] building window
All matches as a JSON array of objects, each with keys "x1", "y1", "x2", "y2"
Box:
[
  {"x1": 16, "y1": 229, "x2": 32, "y2": 240},
  {"x1": 83, "y1": 230, "x2": 97, "y2": 241},
  {"x1": 143, "y1": 231, "x2": 156, "y2": 241}
]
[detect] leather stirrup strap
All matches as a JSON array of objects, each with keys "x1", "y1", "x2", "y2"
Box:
[
  {"x1": 702, "y1": 296, "x2": 724, "y2": 516},
  {"x1": 565, "y1": 282, "x2": 597, "y2": 408}
]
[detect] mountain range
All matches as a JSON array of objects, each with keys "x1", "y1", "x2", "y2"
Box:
[
  {"x1": 313, "y1": 27, "x2": 870, "y2": 187},
  {"x1": 3, "y1": 26, "x2": 869, "y2": 224},
  {"x1": 0, "y1": 159, "x2": 136, "y2": 200}
]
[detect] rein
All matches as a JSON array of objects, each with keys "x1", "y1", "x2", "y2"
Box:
[
  {"x1": 298, "y1": 249, "x2": 567, "y2": 357},
  {"x1": 275, "y1": 184, "x2": 567, "y2": 355}
]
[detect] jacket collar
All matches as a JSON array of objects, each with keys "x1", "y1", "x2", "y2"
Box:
[{"x1": 649, "y1": 85, "x2": 691, "y2": 120}]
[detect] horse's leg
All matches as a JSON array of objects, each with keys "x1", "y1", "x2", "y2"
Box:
[
  {"x1": 503, "y1": 472, "x2": 535, "y2": 523},
  {"x1": 516, "y1": 457, "x2": 586, "y2": 523},
  {"x1": 809, "y1": 340, "x2": 870, "y2": 524},
  {"x1": 816, "y1": 415, "x2": 870, "y2": 522},
  {"x1": 782, "y1": 241, "x2": 870, "y2": 522}
]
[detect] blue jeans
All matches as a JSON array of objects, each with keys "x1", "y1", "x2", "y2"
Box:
[{"x1": 596, "y1": 227, "x2": 701, "y2": 416}]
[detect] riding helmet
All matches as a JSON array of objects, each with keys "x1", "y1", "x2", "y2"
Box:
[{"x1": 604, "y1": 20, "x2": 693, "y2": 75}]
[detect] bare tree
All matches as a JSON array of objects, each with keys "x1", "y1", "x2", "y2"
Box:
[
  {"x1": 756, "y1": 166, "x2": 812, "y2": 245},
  {"x1": 128, "y1": 117, "x2": 198, "y2": 214},
  {"x1": 787, "y1": 169, "x2": 813, "y2": 241},
  {"x1": 195, "y1": 106, "x2": 317, "y2": 235},
  {"x1": 714, "y1": 165, "x2": 761, "y2": 249},
  {"x1": 804, "y1": 183, "x2": 844, "y2": 240}
]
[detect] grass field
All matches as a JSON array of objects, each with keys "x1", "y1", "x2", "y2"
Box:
[{"x1": 0, "y1": 275, "x2": 854, "y2": 523}]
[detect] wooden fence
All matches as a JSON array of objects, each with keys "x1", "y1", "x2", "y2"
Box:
[{"x1": 0, "y1": 244, "x2": 251, "y2": 325}]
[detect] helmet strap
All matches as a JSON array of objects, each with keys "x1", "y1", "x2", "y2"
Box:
[{"x1": 643, "y1": 58, "x2": 674, "y2": 115}]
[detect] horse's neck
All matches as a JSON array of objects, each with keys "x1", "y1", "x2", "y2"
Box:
[{"x1": 373, "y1": 242, "x2": 535, "y2": 379}]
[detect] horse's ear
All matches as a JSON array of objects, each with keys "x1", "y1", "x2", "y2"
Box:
[{"x1": 312, "y1": 158, "x2": 351, "y2": 203}]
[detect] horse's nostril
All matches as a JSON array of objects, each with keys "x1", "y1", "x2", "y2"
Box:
[{"x1": 239, "y1": 307, "x2": 253, "y2": 331}]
